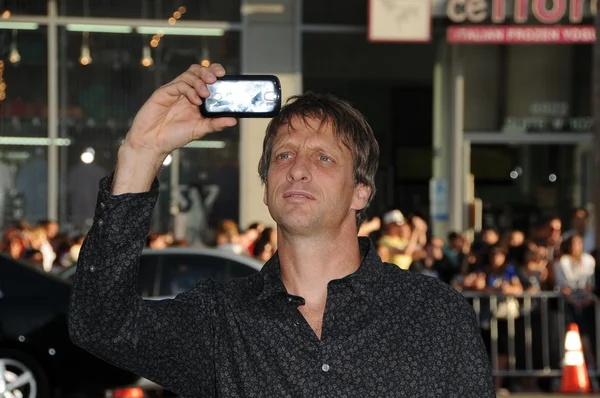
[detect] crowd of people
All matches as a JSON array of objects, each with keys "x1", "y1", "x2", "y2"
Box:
[{"x1": 2, "y1": 205, "x2": 597, "y2": 393}]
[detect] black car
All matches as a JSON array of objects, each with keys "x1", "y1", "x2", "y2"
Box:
[
  {"x1": 0, "y1": 253, "x2": 140, "y2": 398},
  {"x1": 58, "y1": 247, "x2": 264, "y2": 298},
  {"x1": 60, "y1": 247, "x2": 263, "y2": 397}
]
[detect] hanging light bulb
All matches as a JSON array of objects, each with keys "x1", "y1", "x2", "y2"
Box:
[
  {"x1": 9, "y1": 42, "x2": 20, "y2": 64},
  {"x1": 200, "y1": 45, "x2": 210, "y2": 67},
  {"x1": 79, "y1": 32, "x2": 92, "y2": 66},
  {"x1": 141, "y1": 45, "x2": 153, "y2": 67},
  {"x1": 8, "y1": 30, "x2": 20, "y2": 64},
  {"x1": 79, "y1": 44, "x2": 92, "y2": 65}
]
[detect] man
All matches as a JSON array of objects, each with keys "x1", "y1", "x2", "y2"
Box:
[
  {"x1": 69, "y1": 64, "x2": 494, "y2": 397},
  {"x1": 563, "y1": 207, "x2": 595, "y2": 254}
]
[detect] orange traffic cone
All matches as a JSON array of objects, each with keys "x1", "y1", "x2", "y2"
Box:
[{"x1": 560, "y1": 322, "x2": 590, "y2": 393}]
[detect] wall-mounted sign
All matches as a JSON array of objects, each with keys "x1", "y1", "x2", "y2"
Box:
[
  {"x1": 447, "y1": 0, "x2": 596, "y2": 24},
  {"x1": 447, "y1": 25, "x2": 595, "y2": 42},
  {"x1": 368, "y1": 0, "x2": 432, "y2": 42},
  {"x1": 502, "y1": 101, "x2": 594, "y2": 132},
  {"x1": 446, "y1": 0, "x2": 596, "y2": 43}
]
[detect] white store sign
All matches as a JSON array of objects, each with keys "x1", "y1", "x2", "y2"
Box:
[{"x1": 368, "y1": 0, "x2": 432, "y2": 42}]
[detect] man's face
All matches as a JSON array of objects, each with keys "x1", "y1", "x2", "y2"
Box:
[{"x1": 263, "y1": 117, "x2": 370, "y2": 235}]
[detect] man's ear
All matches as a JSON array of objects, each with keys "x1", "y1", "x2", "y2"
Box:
[
  {"x1": 351, "y1": 184, "x2": 371, "y2": 211},
  {"x1": 263, "y1": 184, "x2": 268, "y2": 207}
]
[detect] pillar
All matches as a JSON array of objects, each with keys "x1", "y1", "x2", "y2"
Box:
[
  {"x1": 430, "y1": 39, "x2": 451, "y2": 239},
  {"x1": 239, "y1": 0, "x2": 302, "y2": 228}
]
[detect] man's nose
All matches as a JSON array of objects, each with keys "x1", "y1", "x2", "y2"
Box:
[{"x1": 287, "y1": 155, "x2": 312, "y2": 182}]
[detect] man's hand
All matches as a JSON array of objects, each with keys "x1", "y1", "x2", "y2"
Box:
[{"x1": 112, "y1": 63, "x2": 237, "y2": 194}]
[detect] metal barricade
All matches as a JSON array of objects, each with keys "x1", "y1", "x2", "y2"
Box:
[{"x1": 461, "y1": 291, "x2": 600, "y2": 379}]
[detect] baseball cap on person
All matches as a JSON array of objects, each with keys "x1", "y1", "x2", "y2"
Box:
[{"x1": 383, "y1": 210, "x2": 405, "y2": 226}]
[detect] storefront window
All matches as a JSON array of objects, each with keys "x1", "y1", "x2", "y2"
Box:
[
  {"x1": 0, "y1": 26, "x2": 48, "y2": 230},
  {"x1": 472, "y1": 144, "x2": 576, "y2": 231},
  {"x1": 58, "y1": 28, "x2": 240, "y2": 235},
  {"x1": 303, "y1": 0, "x2": 366, "y2": 24},
  {"x1": 59, "y1": 0, "x2": 242, "y2": 21},
  {"x1": 3, "y1": 1, "x2": 46, "y2": 16},
  {"x1": 465, "y1": 44, "x2": 593, "y2": 133}
]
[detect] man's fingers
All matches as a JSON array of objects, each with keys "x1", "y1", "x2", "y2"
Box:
[
  {"x1": 189, "y1": 117, "x2": 236, "y2": 140},
  {"x1": 179, "y1": 71, "x2": 210, "y2": 98},
  {"x1": 160, "y1": 80, "x2": 202, "y2": 105},
  {"x1": 186, "y1": 63, "x2": 224, "y2": 83},
  {"x1": 208, "y1": 117, "x2": 237, "y2": 132}
]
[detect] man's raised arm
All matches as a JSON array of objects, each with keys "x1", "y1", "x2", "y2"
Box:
[{"x1": 68, "y1": 63, "x2": 237, "y2": 397}]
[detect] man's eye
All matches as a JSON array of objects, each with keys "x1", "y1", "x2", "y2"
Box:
[
  {"x1": 319, "y1": 155, "x2": 332, "y2": 162},
  {"x1": 276, "y1": 153, "x2": 290, "y2": 160}
]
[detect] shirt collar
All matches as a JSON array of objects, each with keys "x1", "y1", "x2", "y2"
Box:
[{"x1": 254, "y1": 236, "x2": 385, "y2": 305}]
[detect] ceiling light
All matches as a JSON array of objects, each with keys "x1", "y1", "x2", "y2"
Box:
[
  {"x1": 0, "y1": 137, "x2": 71, "y2": 146},
  {"x1": 136, "y1": 26, "x2": 224, "y2": 36},
  {"x1": 0, "y1": 22, "x2": 38, "y2": 30},
  {"x1": 67, "y1": 24, "x2": 133, "y2": 34}
]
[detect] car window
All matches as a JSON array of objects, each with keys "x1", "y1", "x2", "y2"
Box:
[
  {"x1": 158, "y1": 254, "x2": 228, "y2": 296},
  {"x1": 138, "y1": 254, "x2": 159, "y2": 297},
  {"x1": 227, "y1": 260, "x2": 259, "y2": 280}
]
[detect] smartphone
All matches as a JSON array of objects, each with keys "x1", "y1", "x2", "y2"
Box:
[{"x1": 199, "y1": 75, "x2": 281, "y2": 118}]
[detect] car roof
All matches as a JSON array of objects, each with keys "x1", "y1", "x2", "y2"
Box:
[
  {"x1": 141, "y1": 247, "x2": 265, "y2": 272},
  {"x1": 57, "y1": 247, "x2": 265, "y2": 281}
]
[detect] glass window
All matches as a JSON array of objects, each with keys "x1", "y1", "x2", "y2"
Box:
[
  {"x1": 158, "y1": 253, "x2": 228, "y2": 296},
  {"x1": 472, "y1": 144, "x2": 576, "y2": 231},
  {"x1": 464, "y1": 44, "x2": 593, "y2": 133},
  {"x1": 3, "y1": 1, "x2": 46, "y2": 16},
  {"x1": 59, "y1": 0, "x2": 242, "y2": 21},
  {"x1": 57, "y1": 28, "x2": 241, "y2": 236},
  {"x1": 303, "y1": 0, "x2": 367, "y2": 24},
  {"x1": 0, "y1": 27, "x2": 48, "y2": 230}
]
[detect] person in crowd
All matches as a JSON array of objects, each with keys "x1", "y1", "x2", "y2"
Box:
[
  {"x1": 252, "y1": 226, "x2": 276, "y2": 262},
  {"x1": 482, "y1": 245, "x2": 523, "y2": 396},
  {"x1": 563, "y1": 207, "x2": 595, "y2": 254},
  {"x1": 214, "y1": 219, "x2": 243, "y2": 254},
  {"x1": 376, "y1": 209, "x2": 427, "y2": 270},
  {"x1": 408, "y1": 236, "x2": 455, "y2": 282},
  {"x1": 28, "y1": 225, "x2": 56, "y2": 272},
  {"x1": 68, "y1": 63, "x2": 493, "y2": 397},
  {"x1": 555, "y1": 233, "x2": 596, "y2": 369}
]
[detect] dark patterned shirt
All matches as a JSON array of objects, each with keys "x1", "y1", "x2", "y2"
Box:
[{"x1": 69, "y1": 174, "x2": 495, "y2": 398}]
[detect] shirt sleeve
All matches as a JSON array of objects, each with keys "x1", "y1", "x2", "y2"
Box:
[
  {"x1": 68, "y1": 173, "x2": 217, "y2": 397},
  {"x1": 446, "y1": 290, "x2": 496, "y2": 398}
]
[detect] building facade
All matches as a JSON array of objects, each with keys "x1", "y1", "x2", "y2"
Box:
[{"x1": 0, "y1": 0, "x2": 595, "y2": 242}]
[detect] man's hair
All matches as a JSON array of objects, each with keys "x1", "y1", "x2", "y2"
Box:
[{"x1": 258, "y1": 91, "x2": 380, "y2": 227}]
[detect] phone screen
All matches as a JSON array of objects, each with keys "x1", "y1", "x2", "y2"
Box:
[{"x1": 204, "y1": 79, "x2": 279, "y2": 114}]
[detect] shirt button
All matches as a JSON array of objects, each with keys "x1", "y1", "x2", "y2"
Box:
[
  {"x1": 97, "y1": 219, "x2": 104, "y2": 226},
  {"x1": 287, "y1": 297, "x2": 293, "y2": 302},
  {"x1": 321, "y1": 364, "x2": 330, "y2": 372},
  {"x1": 89, "y1": 266, "x2": 96, "y2": 272},
  {"x1": 100, "y1": 202, "x2": 106, "y2": 209}
]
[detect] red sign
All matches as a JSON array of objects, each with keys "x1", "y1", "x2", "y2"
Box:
[
  {"x1": 447, "y1": 25, "x2": 595, "y2": 43},
  {"x1": 447, "y1": 0, "x2": 597, "y2": 24}
]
